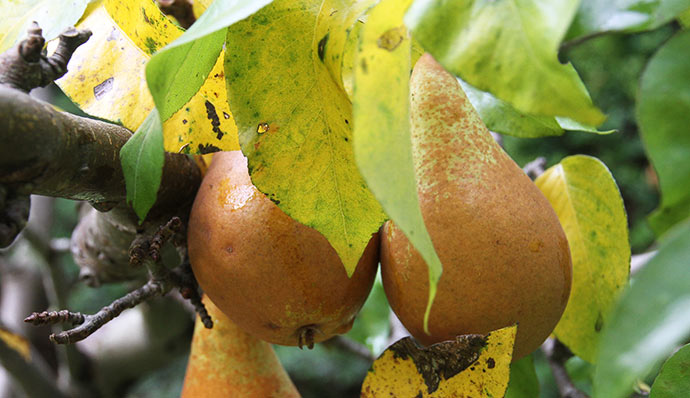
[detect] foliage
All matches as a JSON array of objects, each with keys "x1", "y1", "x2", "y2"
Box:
[{"x1": 3, "y1": 0, "x2": 690, "y2": 396}]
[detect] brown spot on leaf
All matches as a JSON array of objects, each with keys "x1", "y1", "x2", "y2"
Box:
[
  {"x1": 204, "y1": 100, "x2": 224, "y2": 139},
  {"x1": 486, "y1": 357, "x2": 495, "y2": 369},
  {"x1": 318, "y1": 33, "x2": 329, "y2": 62},
  {"x1": 197, "y1": 143, "x2": 220, "y2": 154},
  {"x1": 389, "y1": 334, "x2": 487, "y2": 394},
  {"x1": 377, "y1": 26, "x2": 405, "y2": 51}
]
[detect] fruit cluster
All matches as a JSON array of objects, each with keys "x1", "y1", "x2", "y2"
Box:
[{"x1": 186, "y1": 54, "x2": 572, "y2": 360}]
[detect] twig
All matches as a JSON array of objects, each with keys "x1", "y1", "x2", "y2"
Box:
[
  {"x1": 25, "y1": 217, "x2": 212, "y2": 343},
  {"x1": 322, "y1": 335, "x2": 375, "y2": 362},
  {"x1": 157, "y1": 0, "x2": 196, "y2": 29},
  {"x1": 0, "y1": 23, "x2": 91, "y2": 93},
  {"x1": 541, "y1": 338, "x2": 588, "y2": 398}
]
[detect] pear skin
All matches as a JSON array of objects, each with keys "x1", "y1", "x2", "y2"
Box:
[
  {"x1": 181, "y1": 296, "x2": 301, "y2": 398},
  {"x1": 380, "y1": 54, "x2": 572, "y2": 360},
  {"x1": 187, "y1": 151, "x2": 379, "y2": 347}
]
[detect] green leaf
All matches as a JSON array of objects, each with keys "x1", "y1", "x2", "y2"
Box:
[
  {"x1": 146, "y1": 0, "x2": 274, "y2": 122},
  {"x1": 459, "y1": 79, "x2": 615, "y2": 138},
  {"x1": 680, "y1": 8, "x2": 690, "y2": 27},
  {"x1": 120, "y1": 109, "x2": 165, "y2": 223},
  {"x1": 224, "y1": 0, "x2": 386, "y2": 276},
  {"x1": 638, "y1": 30, "x2": 690, "y2": 235},
  {"x1": 566, "y1": 0, "x2": 690, "y2": 42},
  {"x1": 405, "y1": 0, "x2": 605, "y2": 126},
  {"x1": 353, "y1": 0, "x2": 441, "y2": 334},
  {"x1": 505, "y1": 355, "x2": 539, "y2": 398},
  {"x1": 650, "y1": 344, "x2": 690, "y2": 398},
  {"x1": 535, "y1": 155, "x2": 630, "y2": 363},
  {"x1": 593, "y1": 217, "x2": 690, "y2": 398},
  {"x1": 0, "y1": 0, "x2": 88, "y2": 52}
]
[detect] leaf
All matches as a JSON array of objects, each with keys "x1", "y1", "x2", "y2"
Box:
[
  {"x1": 649, "y1": 344, "x2": 690, "y2": 398},
  {"x1": 637, "y1": 30, "x2": 690, "y2": 235},
  {"x1": 535, "y1": 155, "x2": 630, "y2": 363},
  {"x1": 0, "y1": 327, "x2": 30, "y2": 362},
  {"x1": 405, "y1": 0, "x2": 605, "y2": 126},
  {"x1": 0, "y1": 0, "x2": 88, "y2": 53},
  {"x1": 505, "y1": 355, "x2": 539, "y2": 398},
  {"x1": 353, "y1": 0, "x2": 441, "y2": 334},
  {"x1": 681, "y1": 8, "x2": 690, "y2": 27},
  {"x1": 566, "y1": 0, "x2": 690, "y2": 42},
  {"x1": 224, "y1": 0, "x2": 386, "y2": 275},
  {"x1": 361, "y1": 325, "x2": 516, "y2": 397},
  {"x1": 593, "y1": 217, "x2": 690, "y2": 398},
  {"x1": 459, "y1": 79, "x2": 614, "y2": 138},
  {"x1": 54, "y1": 0, "x2": 236, "y2": 154},
  {"x1": 120, "y1": 109, "x2": 164, "y2": 222},
  {"x1": 146, "y1": 0, "x2": 273, "y2": 121}
]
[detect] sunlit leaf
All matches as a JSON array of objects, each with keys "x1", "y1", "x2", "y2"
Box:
[
  {"x1": 649, "y1": 344, "x2": 690, "y2": 398},
  {"x1": 405, "y1": 0, "x2": 605, "y2": 126},
  {"x1": 460, "y1": 80, "x2": 614, "y2": 138},
  {"x1": 361, "y1": 325, "x2": 515, "y2": 397},
  {"x1": 120, "y1": 109, "x2": 164, "y2": 222},
  {"x1": 505, "y1": 355, "x2": 539, "y2": 398},
  {"x1": 593, "y1": 218, "x2": 690, "y2": 398},
  {"x1": 535, "y1": 155, "x2": 630, "y2": 363},
  {"x1": 680, "y1": 8, "x2": 690, "y2": 27},
  {"x1": 353, "y1": 0, "x2": 441, "y2": 334},
  {"x1": 637, "y1": 30, "x2": 690, "y2": 235},
  {"x1": 224, "y1": 0, "x2": 386, "y2": 275},
  {"x1": 0, "y1": 327, "x2": 30, "y2": 362},
  {"x1": 0, "y1": 0, "x2": 88, "y2": 53},
  {"x1": 566, "y1": 0, "x2": 690, "y2": 42}
]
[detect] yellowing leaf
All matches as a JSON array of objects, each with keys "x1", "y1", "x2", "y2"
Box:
[
  {"x1": 0, "y1": 328, "x2": 30, "y2": 362},
  {"x1": 361, "y1": 325, "x2": 515, "y2": 397},
  {"x1": 55, "y1": 0, "x2": 237, "y2": 152},
  {"x1": 535, "y1": 155, "x2": 630, "y2": 363},
  {"x1": 224, "y1": 0, "x2": 386, "y2": 275}
]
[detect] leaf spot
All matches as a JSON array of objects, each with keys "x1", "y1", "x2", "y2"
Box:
[
  {"x1": 377, "y1": 26, "x2": 405, "y2": 51},
  {"x1": 318, "y1": 33, "x2": 329, "y2": 62},
  {"x1": 257, "y1": 122, "x2": 270, "y2": 134}
]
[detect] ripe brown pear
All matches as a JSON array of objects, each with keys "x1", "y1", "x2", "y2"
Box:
[
  {"x1": 380, "y1": 54, "x2": 572, "y2": 360},
  {"x1": 187, "y1": 151, "x2": 379, "y2": 348},
  {"x1": 181, "y1": 295, "x2": 301, "y2": 398}
]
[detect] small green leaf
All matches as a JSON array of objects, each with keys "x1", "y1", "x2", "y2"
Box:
[
  {"x1": 459, "y1": 80, "x2": 614, "y2": 138},
  {"x1": 566, "y1": 0, "x2": 690, "y2": 42},
  {"x1": 505, "y1": 355, "x2": 539, "y2": 398},
  {"x1": 650, "y1": 344, "x2": 690, "y2": 398},
  {"x1": 638, "y1": 30, "x2": 690, "y2": 235},
  {"x1": 224, "y1": 0, "x2": 386, "y2": 275},
  {"x1": 593, "y1": 217, "x2": 690, "y2": 398},
  {"x1": 146, "y1": 0, "x2": 274, "y2": 122},
  {"x1": 120, "y1": 109, "x2": 164, "y2": 223},
  {"x1": 353, "y1": 0, "x2": 441, "y2": 334},
  {"x1": 680, "y1": 8, "x2": 690, "y2": 27},
  {"x1": 0, "y1": 0, "x2": 88, "y2": 53},
  {"x1": 535, "y1": 155, "x2": 630, "y2": 363},
  {"x1": 405, "y1": 0, "x2": 605, "y2": 126}
]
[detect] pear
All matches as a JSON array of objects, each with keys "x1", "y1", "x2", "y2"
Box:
[
  {"x1": 187, "y1": 151, "x2": 379, "y2": 348},
  {"x1": 380, "y1": 54, "x2": 572, "y2": 360},
  {"x1": 181, "y1": 296, "x2": 301, "y2": 398}
]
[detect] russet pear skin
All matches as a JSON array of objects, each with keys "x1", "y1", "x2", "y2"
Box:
[
  {"x1": 187, "y1": 151, "x2": 379, "y2": 347},
  {"x1": 181, "y1": 296, "x2": 300, "y2": 398},
  {"x1": 380, "y1": 54, "x2": 572, "y2": 360}
]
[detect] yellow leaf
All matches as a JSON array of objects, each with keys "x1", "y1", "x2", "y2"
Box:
[
  {"x1": 0, "y1": 328, "x2": 30, "y2": 362},
  {"x1": 535, "y1": 155, "x2": 630, "y2": 363},
  {"x1": 54, "y1": 0, "x2": 238, "y2": 152},
  {"x1": 361, "y1": 325, "x2": 515, "y2": 397}
]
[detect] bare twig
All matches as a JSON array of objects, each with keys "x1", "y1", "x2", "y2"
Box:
[
  {"x1": 541, "y1": 338, "x2": 588, "y2": 398},
  {"x1": 0, "y1": 23, "x2": 91, "y2": 93}
]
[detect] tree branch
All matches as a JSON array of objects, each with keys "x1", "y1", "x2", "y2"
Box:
[{"x1": 541, "y1": 338, "x2": 589, "y2": 398}]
